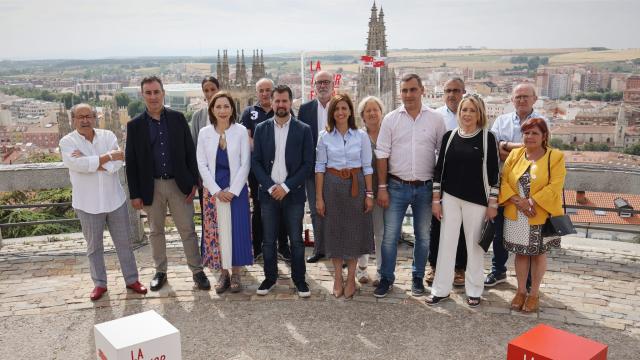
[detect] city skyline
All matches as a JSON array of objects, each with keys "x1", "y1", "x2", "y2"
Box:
[{"x1": 1, "y1": 0, "x2": 639, "y2": 60}]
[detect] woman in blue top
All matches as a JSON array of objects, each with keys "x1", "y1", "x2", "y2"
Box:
[
  {"x1": 196, "y1": 92, "x2": 253, "y2": 294},
  {"x1": 315, "y1": 93, "x2": 375, "y2": 299}
]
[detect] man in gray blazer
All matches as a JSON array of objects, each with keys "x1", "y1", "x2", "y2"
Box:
[{"x1": 297, "y1": 70, "x2": 334, "y2": 263}]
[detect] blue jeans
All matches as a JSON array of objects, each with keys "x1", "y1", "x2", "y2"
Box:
[
  {"x1": 490, "y1": 207, "x2": 508, "y2": 275},
  {"x1": 380, "y1": 179, "x2": 433, "y2": 283},
  {"x1": 261, "y1": 196, "x2": 306, "y2": 285}
]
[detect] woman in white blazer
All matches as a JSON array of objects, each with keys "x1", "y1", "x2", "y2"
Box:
[{"x1": 196, "y1": 91, "x2": 252, "y2": 294}]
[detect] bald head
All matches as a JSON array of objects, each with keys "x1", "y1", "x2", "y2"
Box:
[
  {"x1": 512, "y1": 83, "x2": 537, "y2": 97},
  {"x1": 511, "y1": 83, "x2": 538, "y2": 117},
  {"x1": 256, "y1": 78, "x2": 275, "y2": 108},
  {"x1": 255, "y1": 78, "x2": 274, "y2": 91}
]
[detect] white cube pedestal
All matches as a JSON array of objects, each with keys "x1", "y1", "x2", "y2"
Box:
[{"x1": 94, "y1": 310, "x2": 181, "y2": 360}]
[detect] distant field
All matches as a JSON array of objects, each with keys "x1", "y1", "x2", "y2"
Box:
[
  {"x1": 281, "y1": 48, "x2": 582, "y2": 59},
  {"x1": 283, "y1": 48, "x2": 639, "y2": 73},
  {"x1": 393, "y1": 60, "x2": 513, "y2": 71},
  {"x1": 549, "y1": 49, "x2": 640, "y2": 64},
  {"x1": 388, "y1": 48, "x2": 577, "y2": 58}
]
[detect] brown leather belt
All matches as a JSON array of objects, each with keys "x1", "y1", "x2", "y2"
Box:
[
  {"x1": 388, "y1": 174, "x2": 430, "y2": 186},
  {"x1": 327, "y1": 167, "x2": 362, "y2": 197}
]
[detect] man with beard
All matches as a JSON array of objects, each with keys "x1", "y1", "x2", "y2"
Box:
[
  {"x1": 297, "y1": 71, "x2": 334, "y2": 263},
  {"x1": 252, "y1": 85, "x2": 314, "y2": 297},
  {"x1": 241, "y1": 78, "x2": 291, "y2": 262}
]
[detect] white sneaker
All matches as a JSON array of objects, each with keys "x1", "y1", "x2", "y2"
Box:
[{"x1": 357, "y1": 267, "x2": 370, "y2": 284}]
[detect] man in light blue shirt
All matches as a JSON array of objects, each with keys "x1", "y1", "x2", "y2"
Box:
[
  {"x1": 435, "y1": 77, "x2": 466, "y2": 131},
  {"x1": 486, "y1": 83, "x2": 546, "y2": 287},
  {"x1": 491, "y1": 83, "x2": 546, "y2": 161}
]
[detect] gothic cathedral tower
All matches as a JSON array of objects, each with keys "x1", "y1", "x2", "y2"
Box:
[{"x1": 357, "y1": 1, "x2": 397, "y2": 114}]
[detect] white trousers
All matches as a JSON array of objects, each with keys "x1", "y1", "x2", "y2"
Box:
[{"x1": 432, "y1": 192, "x2": 486, "y2": 298}]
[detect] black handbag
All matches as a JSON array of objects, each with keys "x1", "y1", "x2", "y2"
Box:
[
  {"x1": 479, "y1": 220, "x2": 495, "y2": 252},
  {"x1": 541, "y1": 150, "x2": 577, "y2": 237}
]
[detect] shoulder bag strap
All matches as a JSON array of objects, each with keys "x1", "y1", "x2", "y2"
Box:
[
  {"x1": 482, "y1": 128, "x2": 489, "y2": 201},
  {"x1": 546, "y1": 148, "x2": 566, "y2": 214},
  {"x1": 439, "y1": 129, "x2": 458, "y2": 189}
]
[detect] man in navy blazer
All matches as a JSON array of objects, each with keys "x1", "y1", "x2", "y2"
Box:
[
  {"x1": 125, "y1": 76, "x2": 210, "y2": 292},
  {"x1": 252, "y1": 85, "x2": 314, "y2": 297},
  {"x1": 297, "y1": 70, "x2": 334, "y2": 263}
]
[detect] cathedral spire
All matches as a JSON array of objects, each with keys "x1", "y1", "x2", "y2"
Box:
[
  {"x1": 216, "y1": 50, "x2": 222, "y2": 80},
  {"x1": 222, "y1": 50, "x2": 230, "y2": 88},
  {"x1": 251, "y1": 49, "x2": 258, "y2": 84},
  {"x1": 235, "y1": 50, "x2": 241, "y2": 85},
  {"x1": 366, "y1": 1, "x2": 379, "y2": 56},
  {"x1": 259, "y1": 50, "x2": 265, "y2": 77},
  {"x1": 378, "y1": 7, "x2": 388, "y2": 57},
  {"x1": 239, "y1": 49, "x2": 247, "y2": 88}
]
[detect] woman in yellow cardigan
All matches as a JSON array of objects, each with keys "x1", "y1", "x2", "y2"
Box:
[{"x1": 498, "y1": 118, "x2": 566, "y2": 313}]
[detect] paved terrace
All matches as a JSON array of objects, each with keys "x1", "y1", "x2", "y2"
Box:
[{"x1": 0, "y1": 230, "x2": 639, "y2": 359}]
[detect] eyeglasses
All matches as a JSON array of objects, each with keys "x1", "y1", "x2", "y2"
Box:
[
  {"x1": 315, "y1": 80, "x2": 332, "y2": 86},
  {"x1": 463, "y1": 93, "x2": 482, "y2": 100},
  {"x1": 444, "y1": 89, "x2": 463, "y2": 94},
  {"x1": 75, "y1": 115, "x2": 95, "y2": 120}
]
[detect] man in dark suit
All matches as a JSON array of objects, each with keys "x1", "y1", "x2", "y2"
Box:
[
  {"x1": 125, "y1": 76, "x2": 210, "y2": 291},
  {"x1": 297, "y1": 70, "x2": 333, "y2": 263},
  {"x1": 252, "y1": 85, "x2": 314, "y2": 298}
]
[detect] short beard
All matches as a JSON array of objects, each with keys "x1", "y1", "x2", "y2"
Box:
[{"x1": 276, "y1": 108, "x2": 288, "y2": 118}]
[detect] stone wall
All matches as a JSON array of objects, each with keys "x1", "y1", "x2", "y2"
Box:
[{"x1": 0, "y1": 162, "x2": 143, "y2": 245}]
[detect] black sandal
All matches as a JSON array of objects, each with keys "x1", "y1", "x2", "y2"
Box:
[
  {"x1": 425, "y1": 294, "x2": 450, "y2": 306},
  {"x1": 467, "y1": 296, "x2": 481, "y2": 308},
  {"x1": 215, "y1": 273, "x2": 230, "y2": 294}
]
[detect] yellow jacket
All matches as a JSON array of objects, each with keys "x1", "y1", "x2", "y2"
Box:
[{"x1": 498, "y1": 147, "x2": 566, "y2": 225}]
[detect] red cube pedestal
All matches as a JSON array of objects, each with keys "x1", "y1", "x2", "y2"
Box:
[{"x1": 507, "y1": 324, "x2": 607, "y2": 360}]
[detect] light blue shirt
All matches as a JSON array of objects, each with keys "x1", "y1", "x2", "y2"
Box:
[
  {"x1": 436, "y1": 105, "x2": 458, "y2": 131},
  {"x1": 315, "y1": 128, "x2": 373, "y2": 175},
  {"x1": 491, "y1": 110, "x2": 547, "y2": 143}
]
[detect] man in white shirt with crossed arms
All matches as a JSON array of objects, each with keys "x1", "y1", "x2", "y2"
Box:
[{"x1": 59, "y1": 103, "x2": 146, "y2": 301}]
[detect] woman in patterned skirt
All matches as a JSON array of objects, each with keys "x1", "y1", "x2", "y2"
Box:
[
  {"x1": 499, "y1": 117, "x2": 566, "y2": 312},
  {"x1": 315, "y1": 93, "x2": 375, "y2": 299},
  {"x1": 196, "y1": 91, "x2": 253, "y2": 294}
]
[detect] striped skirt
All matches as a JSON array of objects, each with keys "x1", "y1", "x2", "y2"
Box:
[{"x1": 320, "y1": 171, "x2": 374, "y2": 258}]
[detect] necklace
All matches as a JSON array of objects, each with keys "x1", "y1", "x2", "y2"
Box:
[{"x1": 457, "y1": 127, "x2": 481, "y2": 138}]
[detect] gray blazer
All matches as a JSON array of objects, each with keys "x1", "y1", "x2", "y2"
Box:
[{"x1": 190, "y1": 108, "x2": 209, "y2": 148}]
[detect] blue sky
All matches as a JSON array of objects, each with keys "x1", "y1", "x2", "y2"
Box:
[{"x1": 1, "y1": 0, "x2": 639, "y2": 59}]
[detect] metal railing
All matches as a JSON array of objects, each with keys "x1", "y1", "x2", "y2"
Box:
[{"x1": 2, "y1": 199, "x2": 639, "y2": 239}]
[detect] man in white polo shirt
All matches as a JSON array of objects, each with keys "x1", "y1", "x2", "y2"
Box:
[{"x1": 374, "y1": 73, "x2": 447, "y2": 298}]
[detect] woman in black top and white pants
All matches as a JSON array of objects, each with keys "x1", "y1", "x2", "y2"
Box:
[{"x1": 427, "y1": 95, "x2": 500, "y2": 307}]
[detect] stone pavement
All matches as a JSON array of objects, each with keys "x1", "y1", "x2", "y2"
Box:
[{"x1": 0, "y1": 229, "x2": 639, "y2": 359}]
